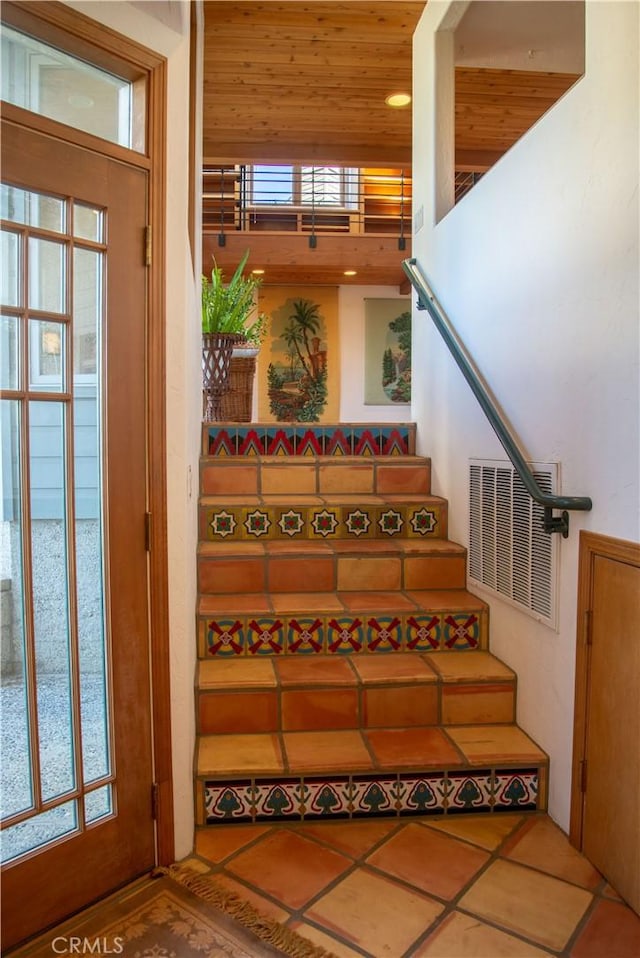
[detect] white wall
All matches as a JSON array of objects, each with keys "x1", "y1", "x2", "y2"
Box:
[
  {"x1": 339, "y1": 285, "x2": 412, "y2": 422},
  {"x1": 413, "y1": 0, "x2": 639, "y2": 830},
  {"x1": 66, "y1": 0, "x2": 201, "y2": 859}
]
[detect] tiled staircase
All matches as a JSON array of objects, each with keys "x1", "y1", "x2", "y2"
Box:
[{"x1": 195, "y1": 423, "x2": 548, "y2": 829}]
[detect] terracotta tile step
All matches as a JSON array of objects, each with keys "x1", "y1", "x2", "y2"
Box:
[
  {"x1": 203, "y1": 422, "x2": 417, "y2": 458},
  {"x1": 200, "y1": 455, "x2": 431, "y2": 497},
  {"x1": 197, "y1": 588, "x2": 490, "y2": 657},
  {"x1": 197, "y1": 651, "x2": 516, "y2": 734},
  {"x1": 198, "y1": 538, "x2": 467, "y2": 594},
  {"x1": 200, "y1": 494, "x2": 448, "y2": 543},
  {"x1": 195, "y1": 725, "x2": 548, "y2": 823}
]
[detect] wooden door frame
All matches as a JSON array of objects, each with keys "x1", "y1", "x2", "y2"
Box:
[
  {"x1": 2, "y1": 1, "x2": 174, "y2": 864},
  {"x1": 570, "y1": 530, "x2": 640, "y2": 848}
]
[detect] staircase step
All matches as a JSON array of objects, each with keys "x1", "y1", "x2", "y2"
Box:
[
  {"x1": 197, "y1": 588, "x2": 489, "y2": 657},
  {"x1": 195, "y1": 724, "x2": 548, "y2": 824},
  {"x1": 200, "y1": 493, "x2": 448, "y2": 542},
  {"x1": 197, "y1": 538, "x2": 467, "y2": 595},
  {"x1": 203, "y1": 422, "x2": 416, "y2": 457},
  {"x1": 200, "y1": 455, "x2": 431, "y2": 497},
  {"x1": 197, "y1": 650, "x2": 516, "y2": 735}
]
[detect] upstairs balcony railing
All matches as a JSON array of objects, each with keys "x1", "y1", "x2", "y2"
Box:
[{"x1": 203, "y1": 164, "x2": 411, "y2": 248}]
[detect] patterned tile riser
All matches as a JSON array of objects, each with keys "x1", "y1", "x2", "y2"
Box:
[
  {"x1": 199, "y1": 767, "x2": 543, "y2": 824},
  {"x1": 204, "y1": 503, "x2": 444, "y2": 541},
  {"x1": 198, "y1": 611, "x2": 489, "y2": 657},
  {"x1": 203, "y1": 424, "x2": 416, "y2": 457}
]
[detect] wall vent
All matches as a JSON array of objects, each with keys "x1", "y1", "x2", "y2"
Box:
[{"x1": 468, "y1": 459, "x2": 559, "y2": 629}]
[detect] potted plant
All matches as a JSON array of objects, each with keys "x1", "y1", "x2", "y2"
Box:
[{"x1": 201, "y1": 250, "x2": 266, "y2": 421}]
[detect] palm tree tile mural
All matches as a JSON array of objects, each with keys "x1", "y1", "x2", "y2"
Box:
[{"x1": 258, "y1": 287, "x2": 340, "y2": 422}]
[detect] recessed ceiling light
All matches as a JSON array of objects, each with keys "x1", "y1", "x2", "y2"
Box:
[
  {"x1": 344, "y1": 270, "x2": 357, "y2": 276},
  {"x1": 385, "y1": 92, "x2": 411, "y2": 108},
  {"x1": 252, "y1": 268, "x2": 265, "y2": 275}
]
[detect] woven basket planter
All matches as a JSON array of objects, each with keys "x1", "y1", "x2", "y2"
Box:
[
  {"x1": 220, "y1": 352, "x2": 258, "y2": 422},
  {"x1": 202, "y1": 333, "x2": 246, "y2": 421}
]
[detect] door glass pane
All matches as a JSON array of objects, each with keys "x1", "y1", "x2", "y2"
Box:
[
  {"x1": 28, "y1": 237, "x2": 65, "y2": 314},
  {"x1": 1, "y1": 229, "x2": 21, "y2": 307},
  {"x1": 1, "y1": 315, "x2": 20, "y2": 389},
  {"x1": 73, "y1": 204, "x2": 103, "y2": 243},
  {"x1": 1, "y1": 183, "x2": 65, "y2": 233},
  {"x1": 1, "y1": 27, "x2": 134, "y2": 149},
  {"x1": 85, "y1": 785, "x2": 112, "y2": 824},
  {"x1": 0, "y1": 400, "x2": 31, "y2": 819},
  {"x1": 74, "y1": 246, "x2": 109, "y2": 784},
  {"x1": 29, "y1": 320, "x2": 65, "y2": 392},
  {"x1": 1, "y1": 801, "x2": 78, "y2": 864}
]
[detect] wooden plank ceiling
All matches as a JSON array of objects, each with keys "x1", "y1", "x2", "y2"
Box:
[
  {"x1": 202, "y1": 2, "x2": 579, "y2": 285},
  {"x1": 203, "y1": 1, "x2": 423, "y2": 167}
]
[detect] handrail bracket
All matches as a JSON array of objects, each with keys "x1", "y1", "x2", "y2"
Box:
[{"x1": 543, "y1": 507, "x2": 570, "y2": 538}]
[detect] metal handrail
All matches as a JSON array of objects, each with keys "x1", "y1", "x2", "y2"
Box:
[{"x1": 402, "y1": 258, "x2": 592, "y2": 536}]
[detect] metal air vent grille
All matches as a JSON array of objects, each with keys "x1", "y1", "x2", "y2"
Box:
[{"x1": 469, "y1": 459, "x2": 559, "y2": 628}]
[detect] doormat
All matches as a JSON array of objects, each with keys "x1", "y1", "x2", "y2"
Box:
[{"x1": 9, "y1": 866, "x2": 335, "y2": 958}]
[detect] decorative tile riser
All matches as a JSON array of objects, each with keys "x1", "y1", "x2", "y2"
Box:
[
  {"x1": 198, "y1": 553, "x2": 466, "y2": 595},
  {"x1": 198, "y1": 610, "x2": 488, "y2": 657},
  {"x1": 197, "y1": 766, "x2": 545, "y2": 824},
  {"x1": 200, "y1": 458, "x2": 431, "y2": 498},
  {"x1": 202, "y1": 501, "x2": 446, "y2": 541},
  {"x1": 204, "y1": 423, "x2": 416, "y2": 457},
  {"x1": 197, "y1": 683, "x2": 516, "y2": 735}
]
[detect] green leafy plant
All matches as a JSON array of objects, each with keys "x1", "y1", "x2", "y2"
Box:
[{"x1": 201, "y1": 249, "x2": 267, "y2": 346}]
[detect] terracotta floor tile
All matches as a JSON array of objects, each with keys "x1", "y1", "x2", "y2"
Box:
[
  {"x1": 199, "y1": 689, "x2": 278, "y2": 734},
  {"x1": 281, "y1": 688, "x2": 359, "y2": 731},
  {"x1": 197, "y1": 733, "x2": 284, "y2": 776},
  {"x1": 201, "y1": 464, "x2": 258, "y2": 496},
  {"x1": 427, "y1": 651, "x2": 515, "y2": 682},
  {"x1": 399, "y1": 539, "x2": 465, "y2": 555},
  {"x1": 366, "y1": 727, "x2": 463, "y2": 769},
  {"x1": 441, "y1": 684, "x2": 515, "y2": 725},
  {"x1": 271, "y1": 593, "x2": 345, "y2": 613},
  {"x1": 225, "y1": 830, "x2": 351, "y2": 910},
  {"x1": 199, "y1": 541, "x2": 265, "y2": 556},
  {"x1": 459, "y1": 859, "x2": 592, "y2": 951},
  {"x1": 376, "y1": 464, "x2": 430, "y2": 494},
  {"x1": 339, "y1": 591, "x2": 417, "y2": 612},
  {"x1": 269, "y1": 556, "x2": 335, "y2": 593},
  {"x1": 265, "y1": 540, "x2": 332, "y2": 554},
  {"x1": 423, "y1": 812, "x2": 524, "y2": 850},
  {"x1": 198, "y1": 658, "x2": 277, "y2": 689},
  {"x1": 199, "y1": 557, "x2": 266, "y2": 594},
  {"x1": 570, "y1": 898, "x2": 640, "y2": 957},
  {"x1": 275, "y1": 656, "x2": 355, "y2": 687},
  {"x1": 283, "y1": 730, "x2": 373, "y2": 772},
  {"x1": 305, "y1": 867, "x2": 443, "y2": 956},
  {"x1": 363, "y1": 685, "x2": 439, "y2": 727},
  {"x1": 351, "y1": 655, "x2": 437, "y2": 684},
  {"x1": 261, "y1": 464, "x2": 316, "y2": 494},
  {"x1": 366, "y1": 822, "x2": 489, "y2": 900},
  {"x1": 602, "y1": 882, "x2": 624, "y2": 901},
  {"x1": 406, "y1": 590, "x2": 487, "y2": 611},
  {"x1": 319, "y1": 463, "x2": 374, "y2": 494},
  {"x1": 195, "y1": 824, "x2": 272, "y2": 863},
  {"x1": 296, "y1": 819, "x2": 399, "y2": 859},
  {"x1": 413, "y1": 910, "x2": 554, "y2": 957},
  {"x1": 503, "y1": 816, "x2": 601, "y2": 889},
  {"x1": 199, "y1": 594, "x2": 271, "y2": 615},
  {"x1": 404, "y1": 556, "x2": 467, "y2": 590},
  {"x1": 213, "y1": 873, "x2": 291, "y2": 922},
  {"x1": 288, "y1": 921, "x2": 364, "y2": 958},
  {"x1": 447, "y1": 725, "x2": 547, "y2": 765},
  {"x1": 331, "y1": 539, "x2": 399, "y2": 554},
  {"x1": 337, "y1": 557, "x2": 401, "y2": 591}
]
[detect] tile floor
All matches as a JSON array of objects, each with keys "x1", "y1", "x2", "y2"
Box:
[{"x1": 187, "y1": 812, "x2": 640, "y2": 958}]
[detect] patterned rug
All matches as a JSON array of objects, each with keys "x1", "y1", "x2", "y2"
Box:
[{"x1": 10, "y1": 867, "x2": 334, "y2": 957}]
